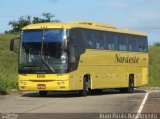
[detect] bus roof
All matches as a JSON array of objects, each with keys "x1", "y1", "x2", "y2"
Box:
[{"x1": 22, "y1": 21, "x2": 147, "y2": 36}]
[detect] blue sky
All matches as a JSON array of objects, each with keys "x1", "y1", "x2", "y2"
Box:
[{"x1": 1, "y1": 0, "x2": 160, "y2": 44}]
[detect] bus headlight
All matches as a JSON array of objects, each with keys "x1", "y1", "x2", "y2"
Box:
[
  {"x1": 57, "y1": 81, "x2": 65, "y2": 85},
  {"x1": 20, "y1": 81, "x2": 27, "y2": 85}
]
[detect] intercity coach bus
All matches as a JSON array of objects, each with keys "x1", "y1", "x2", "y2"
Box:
[{"x1": 10, "y1": 21, "x2": 148, "y2": 96}]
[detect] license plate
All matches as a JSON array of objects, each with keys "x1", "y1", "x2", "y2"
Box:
[{"x1": 37, "y1": 84, "x2": 46, "y2": 89}]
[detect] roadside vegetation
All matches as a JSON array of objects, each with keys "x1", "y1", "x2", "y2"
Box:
[
  {"x1": 148, "y1": 42, "x2": 160, "y2": 87},
  {"x1": 5, "y1": 12, "x2": 59, "y2": 34},
  {"x1": 0, "y1": 34, "x2": 18, "y2": 94}
]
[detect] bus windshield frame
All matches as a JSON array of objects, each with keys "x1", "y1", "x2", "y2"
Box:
[{"x1": 19, "y1": 29, "x2": 68, "y2": 74}]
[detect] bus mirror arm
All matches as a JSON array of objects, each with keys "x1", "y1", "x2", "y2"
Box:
[
  {"x1": 10, "y1": 37, "x2": 20, "y2": 53},
  {"x1": 10, "y1": 39, "x2": 15, "y2": 51}
]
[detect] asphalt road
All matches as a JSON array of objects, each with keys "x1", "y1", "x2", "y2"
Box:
[{"x1": 0, "y1": 89, "x2": 159, "y2": 119}]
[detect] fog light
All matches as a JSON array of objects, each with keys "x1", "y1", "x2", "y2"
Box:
[
  {"x1": 60, "y1": 86, "x2": 65, "y2": 89},
  {"x1": 20, "y1": 86, "x2": 25, "y2": 89}
]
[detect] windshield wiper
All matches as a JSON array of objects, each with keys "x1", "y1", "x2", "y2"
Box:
[
  {"x1": 41, "y1": 58, "x2": 56, "y2": 73},
  {"x1": 41, "y1": 30, "x2": 56, "y2": 73}
]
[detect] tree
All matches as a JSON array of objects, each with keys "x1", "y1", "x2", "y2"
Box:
[
  {"x1": 6, "y1": 13, "x2": 59, "y2": 34},
  {"x1": 42, "y1": 13, "x2": 54, "y2": 22},
  {"x1": 153, "y1": 42, "x2": 160, "y2": 47},
  {"x1": 32, "y1": 13, "x2": 59, "y2": 24},
  {"x1": 6, "y1": 16, "x2": 31, "y2": 34}
]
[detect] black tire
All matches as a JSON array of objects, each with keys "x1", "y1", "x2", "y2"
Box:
[
  {"x1": 119, "y1": 75, "x2": 134, "y2": 93},
  {"x1": 128, "y1": 75, "x2": 134, "y2": 93},
  {"x1": 79, "y1": 76, "x2": 89, "y2": 96},
  {"x1": 39, "y1": 91, "x2": 48, "y2": 97}
]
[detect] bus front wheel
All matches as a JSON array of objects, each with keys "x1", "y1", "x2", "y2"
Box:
[
  {"x1": 128, "y1": 75, "x2": 134, "y2": 93},
  {"x1": 79, "y1": 76, "x2": 89, "y2": 96}
]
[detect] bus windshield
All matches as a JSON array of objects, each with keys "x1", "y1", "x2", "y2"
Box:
[{"x1": 19, "y1": 29, "x2": 68, "y2": 74}]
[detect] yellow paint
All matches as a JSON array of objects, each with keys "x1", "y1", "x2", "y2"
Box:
[
  {"x1": 19, "y1": 74, "x2": 70, "y2": 91},
  {"x1": 69, "y1": 49, "x2": 148, "y2": 90}
]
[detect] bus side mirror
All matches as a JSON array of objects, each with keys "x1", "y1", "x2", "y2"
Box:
[
  {"x1": 10, "y1": 37, "x2": 20, "y2": 53},
  {"x1": 10, "y1": 39, "x2": 15, "y2": 51}
]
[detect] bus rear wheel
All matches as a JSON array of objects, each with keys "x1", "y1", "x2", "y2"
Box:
[
  {"x1": 128, "y1": 75, "x2": 134, "y2": 93},
  {"x1": 119, "y1": 75, "x2": 134, "y2": 93},
  {"x1": 39, "y1": 91, "x2": 48, "y2": 97},
  {"x1": 79, "y1": 76, "x2": 89, "y2": 96}
]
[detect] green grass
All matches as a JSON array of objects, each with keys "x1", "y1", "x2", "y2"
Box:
[
  {"x1": 0, "y1": 34, "x2": 18, "y2": 94},
  {"x1": 148, "y1": 45, "x2": 160, "y2": 87},
  {"x1": 0, "y1": 34, "x2": 160, "y2": 94}
]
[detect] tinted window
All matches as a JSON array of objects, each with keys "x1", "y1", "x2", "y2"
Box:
[
  {"x1": 105, "y1": 32, "x2": 115, "y2": 50},
  {"x1": 128, "y1": 35, "x2": 137, "y2": 52},
  {"x1": 86, "y1": 30, "x2": 92, "y2": 48},
  {"x1": 137, "y1": 36, "x2": 148, "y2": 52},
  {"x1": 70, "y1": 28, "x2": 148, "y2": 52},
  {"x1": 95, "y1": 31, "x2": 104, "y2": 49},
  {"x1": 119, "y1": 34, "x2": 127, "y2": 51}
]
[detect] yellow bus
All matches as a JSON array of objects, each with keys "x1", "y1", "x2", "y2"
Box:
[{"x1": 10, "y1": 21, "x2": 148, "y2": 96}]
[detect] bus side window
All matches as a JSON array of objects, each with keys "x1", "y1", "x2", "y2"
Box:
[
  {"x1": 102, "y1": 34, "x2": 107, "y2": 49},
  {"x1": 82, "y1": 30, "x2": 89, "y2": 48},
  {"x1": 106, "y1": 32, "x2": 114, "y2": 50},
  {"x1": 92, "y1": 31, "x2": 96, "y2": 49},
  {"x1": 96, "y1": 31, "x2": 101, "y2": 49},
  {"x1": 87, "y1": 30, "x2": 94, "y2": 48},
  {"x1": 117, "y1": 34, "x2": 127, "y2": 51},
  {"x1": 99, "y1": 32, "x2": 104, "y2": 49},
  {"x1": 88, "y1": 41, "x2": 92, "y2": 48},
  {"x1": 96, "y1": 42, "x2": 100, "y2": 49},
  {"x1": 113, "y1": 33, "x2": 118, "y2": 50},
  {"x1": 138, "y1": 36, "x2": 148, "y2": 52},
  {"x1": 82, "y1": 29, "x2": 105, "y2": 50},
  {"x1": 102, "y1": 35, "x2": 107, "y2": 49},
  {"x1": 128, "y1": 35, "x2": 138, "y2": 52},
  {"x1": 69, "y1": 46, "x2": 76, "y2": 63},
  {"x1": 143, "y1": 37, "x2": 148, "y2": 52}
]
